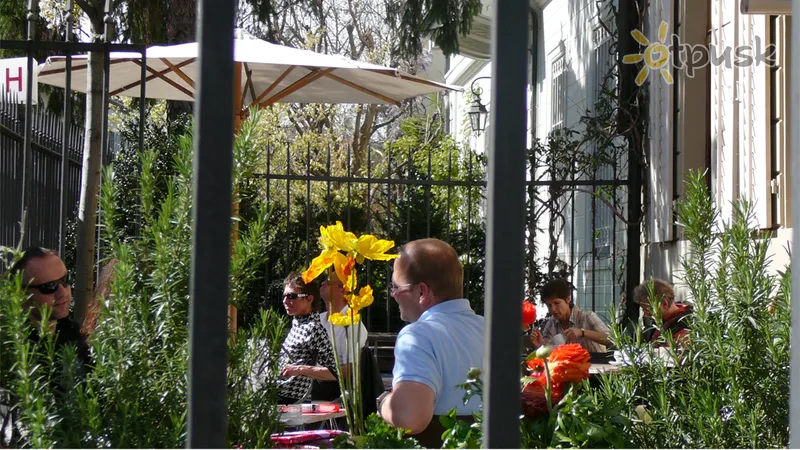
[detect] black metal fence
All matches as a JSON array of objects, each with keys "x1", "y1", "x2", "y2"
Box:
[
  {"x1": 241, "y1": 138, "x2": 486, "y2": 334},
  {"x1": 245, "y1": 132, "x2": 632, "y2": 334},
  {"x1": 0, "y1": 39, "x2": 146, "y2": 264},
  {"x1": 0, "y1": 92, "x2": 84, "y2": 250}
]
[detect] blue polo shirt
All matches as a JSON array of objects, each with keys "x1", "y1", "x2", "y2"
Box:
[{"x1": 392, "y1": 298, "x2": 485, "y2": 415}]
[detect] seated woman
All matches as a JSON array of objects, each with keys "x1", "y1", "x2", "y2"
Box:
[
  {"x1": 530, "y1": 279, "x2": 611, "y2": 352},
  {"x1": 251, "y1": 272, "x2": 338, "y2": 404}
]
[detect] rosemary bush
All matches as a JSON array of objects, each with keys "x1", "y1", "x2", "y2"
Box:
[
  {"x1": 0, "y1": 116, "x2": 286, "y2": 447},
  {"x1": 599, "y1": 170, "x2": 790, "y2": 448},
  {"x1": 440, "y1": 170, "x2": 790, "y2": 449}
]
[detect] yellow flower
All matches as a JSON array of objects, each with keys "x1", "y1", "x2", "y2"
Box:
[
  {"x1": 354, "y1": 235, "x2": 398, "y2": 264},
  {"x1": 303, "y1": 249, "x2": 337, "y2": 283},
  {"x1": 328, "y1": 310, "x2": 361, "y2": 327},
  {"x1": 335, "y1": 254, "x2": 357, "y2": 289},
  {"x1": 326, "y1": 221, "x2": 358, "y2": 253},
  {"x1": 346, "y1": 286, "x2": 374, "y2": 312}
]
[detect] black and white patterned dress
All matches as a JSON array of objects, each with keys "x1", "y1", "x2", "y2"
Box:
[{"x1": 277, "y1": 312, "x2": 337, "y2": 401}]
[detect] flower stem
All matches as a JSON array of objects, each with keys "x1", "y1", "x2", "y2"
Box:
[{"x1": 327, "y1": 268, "x2": 354, "y2": 433}]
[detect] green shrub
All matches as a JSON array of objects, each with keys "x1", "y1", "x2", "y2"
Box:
[
  {"x1": 0, "y1": 124, "x2": 286, "y2": 448},
  {"x1": 597, "y1": 169, "x2": 790, "y2": 448}
]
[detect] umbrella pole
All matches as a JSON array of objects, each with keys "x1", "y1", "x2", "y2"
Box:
[{"x1": 229, "y1": 61, "x2": 243, "y2": 340}]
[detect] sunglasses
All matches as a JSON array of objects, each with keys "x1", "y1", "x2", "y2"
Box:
[
  {"x1": 28, "y1": 274, "x2": 71, "y2": 295},
  {"x1": 282, "y1": 293, "x2": 310, "y2": 300}
]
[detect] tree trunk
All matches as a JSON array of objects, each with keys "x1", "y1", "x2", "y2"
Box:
[{"x1": 73, "y1": 47, "x2": 104, "y2": 324}]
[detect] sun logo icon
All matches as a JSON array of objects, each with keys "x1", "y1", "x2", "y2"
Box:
[{"x1": 622, "y1": 21, "x2": 674, "y2": 85}]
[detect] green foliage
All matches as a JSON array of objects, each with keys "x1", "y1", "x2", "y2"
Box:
[
  {"x1": 440, "y1": 371, "x2": 482, "y2": 449},
  {"x1": 0, "y1": 128, "x2": 286, "y2": 447},
  {"x1": 333, "y1": 414, "x2": 422, "y2": 449},
  {"x1": 596, "y1": 170, "x2": 790, "y2": 448},
  {"x1": 440, "y1": 369, "x2": 628, "y2": 449},
  {"x1": 240, "y1": 0, "x2": 481, "y2": 58},
  {"x1": 520, "y1": 383, "x2": 629, "y2": 448},
  {"x1": 232, "y1": 108, "x2": 486, "y2": 330}
]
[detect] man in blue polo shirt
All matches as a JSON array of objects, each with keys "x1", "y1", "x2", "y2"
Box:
[{"x1": 378, "y1": 238, "x2": 484, "y2": 438}]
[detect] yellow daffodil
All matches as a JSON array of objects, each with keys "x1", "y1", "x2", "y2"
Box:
[
  {"x1": 328, "y1": 311, "x2": 361, "y2": 326},
  {"x1": 346, "y1": 286, "x2": 374, "y2": 312},
  {"x1": 354, "y1": 235, "x2": 398, "y2": 264}
]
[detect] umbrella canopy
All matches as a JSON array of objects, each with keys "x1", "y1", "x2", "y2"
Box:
[{"x1": 37, "y1": 30, "x2": 456, "y2": 108}]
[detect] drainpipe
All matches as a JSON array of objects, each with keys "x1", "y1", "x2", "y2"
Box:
[{"x1": 617, "y1": 0, "x2": 644, "y2": 327}]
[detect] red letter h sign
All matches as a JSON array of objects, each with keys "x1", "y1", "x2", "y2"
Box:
[{"x1": 6, "y1": 67, "x2": 23, "y2": 93}]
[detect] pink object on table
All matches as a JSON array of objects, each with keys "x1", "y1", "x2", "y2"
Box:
[{"x1": 271, "y1": 429, "x2": 344, "y2": 446}]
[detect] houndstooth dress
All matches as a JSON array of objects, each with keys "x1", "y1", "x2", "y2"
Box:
[{"x1": 276, "y1": 312, "x2": 337, "y2": 401}]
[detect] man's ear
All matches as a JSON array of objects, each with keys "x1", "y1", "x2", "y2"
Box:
[{"x1": 418, "y1": 282, "x2": 432, "y2": 303}]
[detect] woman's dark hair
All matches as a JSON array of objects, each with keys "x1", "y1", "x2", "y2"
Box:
[
  {"x1": 8, "y1": 247, "x2": 59, "y2": 275},
  {"x1": 540, "y1": 279, "x2": 573, "y2": 307},
  {"x1": 283, "y1": 271, "x2": 322, "y2": 312}
]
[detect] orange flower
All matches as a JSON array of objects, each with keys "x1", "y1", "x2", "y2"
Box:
[
  {"x1": 546, "y1": 343, "x2": 590, "y2": 385},
  {"x1": 525, "y1": 343, "x2": 590, "y2": 386},
  {"x1": 526, "y1": 357, "x2": 545, "y2": 373},
  {"x1": 522, "y1": 301, "x2": 536, "y2": 326}
]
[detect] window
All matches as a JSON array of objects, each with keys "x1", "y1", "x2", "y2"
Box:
[
  {"x1": 767, "y1": 15, "x2": 791, "y2": 228},
  {"x1": 550, "y1": 52, "x2": 566, "y2": 131}
]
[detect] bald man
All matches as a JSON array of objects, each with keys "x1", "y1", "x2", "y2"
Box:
[{"x1": 378, "y1": 238, "x2": 484, "y2": 442}]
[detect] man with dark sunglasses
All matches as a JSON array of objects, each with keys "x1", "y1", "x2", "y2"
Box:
[{"x1": 8, "y1": 247, "x2": 91, "y2": 366}]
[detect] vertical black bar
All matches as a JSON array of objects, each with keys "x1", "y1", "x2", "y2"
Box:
[
  {"x1": 326, "y1": 143, "x2": 331, "y2": 222},
  {"x1": 425, "y1": 145, "x2": 432, "y2": 237},
  {"x1": 406, "y1": 146, "x2": 411, "y2": 243},
  {"x1": 346, "y1": 144, "x2": 352, "y2": 229},
  {"x1": 139, "y1": 47, "x2": 147, "y2": 155},
  {"x1": 483, "y1": 0, "x2": 527, "y2": 447},
  {"x1": 611, "y1": 148, "x2": 618, "y2": 304},
  {"x1": 618, "y1": 0, "x2": 643, "y2": 324},
  {"x1": 265, "y1": 143, "x2": 272, "y2": 298},
  {"x1": 446, "y1": 144, "x2": 452, "y2": 241},
  {"x1": 306, "y1": 143, "x2": 311, "y2": 264},
  {"x1": 286, "y1": 143, "x2": 291, "y2": 268},
  {"x1": 384, "y1": 143, "x2": 392, "y2": 332},
  {"x1": 187, "y1": 0, "x2": 235, "y2": 446},
  {"x1": 570, "y1": 168, "x2": 575, "y2": 282},
  {"x1": 465, "y1": 150, "x2": 473, "y2": 300},
  {"x1": 59, "y1": 48, "x2": 73, "y2": 257},
  {"x1": 20, "y1": 0, "x2": 38, "y2": 245},
  {"x1": 366, "y1": 146, "x2": 372, "y2": 232},
  {"x1": 366, "y1": 146, "x2": 372, "y2": 309},
  {"x1": 134, "y1": 46, "x2": 147, "y2": 238}
]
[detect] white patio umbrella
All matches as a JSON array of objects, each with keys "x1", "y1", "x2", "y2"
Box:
[{"x1": 37, "y1": 30, "x2": 456, "y2": 108}]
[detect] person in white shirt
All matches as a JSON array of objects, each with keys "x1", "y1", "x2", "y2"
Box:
[{"x1": 319, "y1": 276, "x2": 369, "y2": 374}]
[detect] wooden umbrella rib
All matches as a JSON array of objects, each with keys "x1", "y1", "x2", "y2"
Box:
[
  {"x1": 159, "y1": 58, "x2": 195, "y2": 88},
  {"x1": 249, "y1": 65, "x2": 296, "y2": 107},
  {"x1": 39, "y1": 58, "x2": 135, "y2": 76},
  {"x1": 322, "y1": 71, "x2": 400, "y2": 105},
  {"x1": 258, "y1": 67, "x2": 333, "y2": 107},
  {"x1": 363, "y1": 68, "x2": 447, "y2": 89},
  {"x1": 240, "y1": 62, "x2": 257, "y2": 112},
  {"x1": 110, "y1": 58, "x2": 196, "y2": 97}
]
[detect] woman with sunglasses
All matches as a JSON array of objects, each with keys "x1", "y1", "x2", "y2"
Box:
[{"x1": 251, "y1": 272, "x2": 337, "y2": 404}]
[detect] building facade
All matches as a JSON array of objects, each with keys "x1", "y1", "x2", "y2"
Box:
[{"x1": 443, "y1": 0, "x2": 792, "y2": 318}]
